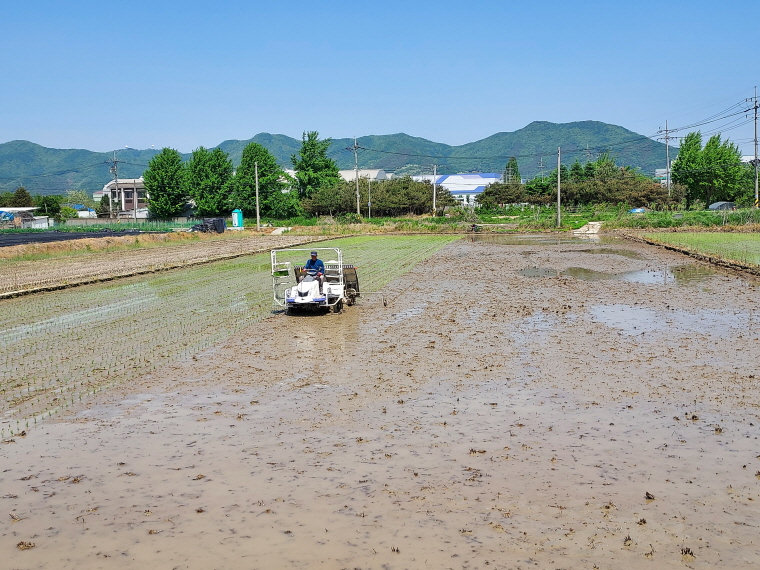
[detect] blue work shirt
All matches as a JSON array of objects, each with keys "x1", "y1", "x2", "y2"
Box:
[{"x1": 304, "y1": 258, "x2": 325, "y2": 274}]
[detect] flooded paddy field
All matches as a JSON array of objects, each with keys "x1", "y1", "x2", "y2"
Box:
[{"x1": 2, "y1": 235, "x2": 760, "y2": 569}]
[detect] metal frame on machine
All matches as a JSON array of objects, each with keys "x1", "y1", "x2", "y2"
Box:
[{"x1": 271, "y1": 247, "x2": 344, "y2": 307}]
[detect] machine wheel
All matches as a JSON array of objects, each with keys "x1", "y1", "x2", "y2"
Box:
[{"x1": 333, "y1": 300, "x2": 344, "y2": 313}]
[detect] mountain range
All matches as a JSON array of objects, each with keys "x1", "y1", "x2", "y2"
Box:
[{"x1": 0, "y1": 121, "x2": 676, "y2": 196}]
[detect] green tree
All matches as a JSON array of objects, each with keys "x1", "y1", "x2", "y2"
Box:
[
  {"x1": 303, "y1": 176, "x2": 454, "y2": 217},
  {"x1": 56, "y1": 206, "x2": 79, "y2": 222},
  {"x1": 700, "y1": 135, "x2": 745, "y2": 205},
  {"x1": 231, "y1": 142, "x2": 286, "y2": 217},
  {"x1": 569, "y1": 160, "x2": 585, "y2": 182},
  {"x1": 144, "y1": 148, "x2": 187, "y2": 218},
  {"x1": 265, "y1": 189, "x2": 304, "y2": 219},
  {"x1": 671, "y1": 132, "x2": 703, "y2": 206},
  {"x1": 524, "y1": 176, "x2": 553, "y2": 197},
  {"x1": 185, "y1": 147, "x2": 233, "y2": 216},
  {"x1": 97, "y1": 195, "x2": 112, "y2": 216},
  {"x1": 591, "y1": 152, "x2": 618, "y2": 179},
  {"x1": 11, "y1": 186, "x2": 34, "y2": 207},
  {"x1": 476, "y1": 182, "x2": 525, "y2": 208},
  {"x1": 503, "y1": 157, "x2": 521, "y2": 183},
  {"x1": 672, "y1": 132, "x2": 748, "y2": 206},
  {"x1": 33, "y1": 194, "x2": 63, "y2": 216},
  {"x1": 64, "y1": 189, "x2": 95, "y2": 209},
  {"x1": 0, "y1": 192, "x2": 13, "y2": 207},
  {"x1": 291, "y1": 131, "x2": 341, "y2": 199}
]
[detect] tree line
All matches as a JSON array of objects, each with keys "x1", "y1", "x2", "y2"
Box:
[
  {"x1": 478, "y1": 132, "x2": 756, "y2": 210},
  {"x1": 477, "y1": 153, "x2": 681, "y2": 209},
  {"x1": 671, "y1": 132, "x2": 754, "y2": 207},
  {"x1": 5, "y1": 129, "x2": 752, "y2": 222},
  {"x1": 0, "y1": 187, "x2": 107, "y2": 221},
  {"x1": 143, "y1": 131, "x2": 455, "y2": 219}
]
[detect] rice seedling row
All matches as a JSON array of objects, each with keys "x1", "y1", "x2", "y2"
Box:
[
  {"x1": 0, "y1": 235, "x2": 457, "y2": 436},
  {"x1": 0, "y1": 234, "x2": 329, "y2": 297},
  {"x1": 642, "y1": 232, "x2": 760, "y2": 269}
]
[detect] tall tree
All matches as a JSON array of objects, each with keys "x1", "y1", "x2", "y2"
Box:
[
  {"x1": 231, "y1": 142, "x2": 286, "y2": 216},
  {"x1": 97, "y1": 195, "x2": 112, "y2": 217},
  {"x1": 569, "y1": 160, "x2": 585, "y2": 182},
  {"x1": 144, "y1": 148, "x2": 187, "y2": 218},
  {"x1": 33, "y1": 194, "x2": 63, "y2": 216},
  {"x1": 476, "y1": 182, "x2": 525, "y2": 208},
  {"x1": 185, "y1": 147, "x2": 233, "y2": 216},
  {"x1": 671, "y1": 132, "x2": 703, "y2": 205},
  {"x1": 291, "y1": 131, "x2": 341, "y2": 199},
  {"x1": 10, "y1": 186, "x2": 34, "y2": 207},
  {"x1": 503, "y1": 157, "x2": 521, "y2": 183},
  {"x1": 64, "y1": 189, "x2": 95, "y2": 209},
  {"x1": 591, "y1": 152, "x2": 618, "y2": 179},
  {"x1": 672, "y1": 132, "x2": 748, "y2": 206},
  {"x1": 700, "y1": 135, "x2": 745, "y2": 205}
]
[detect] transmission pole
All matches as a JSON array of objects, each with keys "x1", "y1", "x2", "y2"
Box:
[
  {"x1": 584, "y1": 144, "x2": 594, "y2": 163},
  {"x1": 352, "y1": 138, "x2": 360, "y2": 216},
  {"x1": 557, "y1": 147, "x2": 561, "y2": 228},
  {"x1": 432, "y1": 164, "x2": 437, "y2": 216},
  {"x1": 748, "y1": 87, "x2": 759, "y2": 208},
  {"x1": 658, "y1": 121, "x2": 673, "y2": 197},
  {"x1": 538, "y1": 157, "x2": 545, "y2": 181},
  {"x1": 255, "y1": 161, "x2": 260, "y2": 231},
  {"x1": 106, "y1": 151, "x2": 124, "y2": 219}
]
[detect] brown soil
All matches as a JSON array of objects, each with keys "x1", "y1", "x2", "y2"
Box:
[{"x1": 2, "y1": 235, "x2": 760, "y2": 569}]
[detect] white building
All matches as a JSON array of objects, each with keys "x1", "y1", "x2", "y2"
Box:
[
  {"x1": 95, "y1": 178, "x2": 148, "y2": 215},
  {"x1": 339, "y1": 169, "x2": 391, "y2": 182},
  {"x1": 412, "y1": 173, "x2": 502, "y2": 205}
]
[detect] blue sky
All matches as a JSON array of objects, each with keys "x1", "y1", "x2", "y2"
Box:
[{"x1": 1, "y1": 0, "x2": 757, "y2": 155}]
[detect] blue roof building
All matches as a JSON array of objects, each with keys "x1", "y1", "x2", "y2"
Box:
[{"x1": 412, "y1": 173, "x2": 502, "y2": 206}]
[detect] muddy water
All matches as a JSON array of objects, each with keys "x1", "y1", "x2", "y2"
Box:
[{"x1": 3, "y1": 237, "x2": 760, "y2": 569}]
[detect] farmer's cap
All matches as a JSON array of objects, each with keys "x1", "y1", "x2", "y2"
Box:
[{"x1": 310, "y1": 251, "x2": 318, "y2": 256}]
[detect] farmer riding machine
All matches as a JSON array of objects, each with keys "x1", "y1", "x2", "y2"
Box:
[{"x1": 271, "y1": 247, "x2": 360, "y2": 314}]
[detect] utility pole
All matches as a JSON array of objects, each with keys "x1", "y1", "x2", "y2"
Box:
[
  {"x1": 557, "y1": 147, "x2": 561, "y2": 228},
  {"x1": 107, "y1": 151, "x2": 124, "y2": 219},
  {"x1": 255, "y1": 161, "x2": 260, "y2": 231},
  {"x1": 432, "y1": 164, "x2": 437, "y2": 216},
  {"x1": 658, "y1": 121, "x2": 673, "y2": 196},
  {"x1": 350, "y1": 138, "x2": 360, "y2": 216},
  {"x1": 368, "y1": 176, "x2": 372, "y2": 219},
  {"x1": 748, "y1": 87, "x2": 759, "y2": 208}
]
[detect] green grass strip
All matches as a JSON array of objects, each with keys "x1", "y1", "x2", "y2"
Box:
[{"x1": 644, "y1": 232, "x2": 760, "y2": 266}]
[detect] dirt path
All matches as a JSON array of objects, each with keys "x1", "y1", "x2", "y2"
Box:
[{"x1": 2, "y1": 235, "x2": 760, "y2": 569}]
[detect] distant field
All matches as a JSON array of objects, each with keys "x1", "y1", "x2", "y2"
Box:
[
  {"x1": 0, "y1": 235, "x2": 458, "y2": 434},
  {"x1": 643, "y1": 232, "x2": 760, "y2": 266}
]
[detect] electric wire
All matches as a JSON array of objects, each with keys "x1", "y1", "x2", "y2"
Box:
[{"x1": 2, "y1": 92, "x2": 756, "y2": 187}]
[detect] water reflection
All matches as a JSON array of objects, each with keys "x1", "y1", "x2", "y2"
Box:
[
  {"x1": 590, "y1": 304, "x2": 749, "y2": 336},
  {"x1": 518, "y1": 264, "x2": 715, "y2": 285},
  {"x1": 470, "y1": 234, "x2": 622, "y2": 245}
]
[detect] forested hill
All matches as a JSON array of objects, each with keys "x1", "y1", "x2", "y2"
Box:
[{"x1": 0, "y1": 121, "x2": 675, "y2": 196}]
